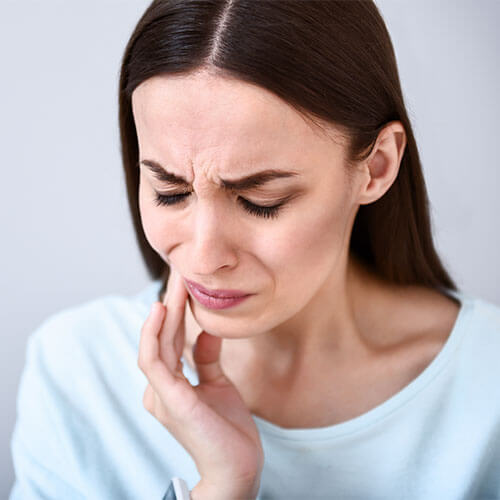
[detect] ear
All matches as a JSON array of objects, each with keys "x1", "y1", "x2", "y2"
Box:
[{"x1": 357, "y1": 121, "x2": 407, "y2": 205}]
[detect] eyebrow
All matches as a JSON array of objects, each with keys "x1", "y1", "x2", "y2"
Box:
[{"x1": 140, "y1": 159, "x2": 299, "y2": 190}]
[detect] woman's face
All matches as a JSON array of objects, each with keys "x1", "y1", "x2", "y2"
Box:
[{"x1": 132, "y1": 72, "x2": 364, "y2": 339}]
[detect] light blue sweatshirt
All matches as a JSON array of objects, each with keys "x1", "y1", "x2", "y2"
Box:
[{"x1": 9, "y1": 280, "x2": 500, "y2": 499}]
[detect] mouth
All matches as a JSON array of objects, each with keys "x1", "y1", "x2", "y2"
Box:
[
  {"x1": 184, "y1": 278, "x2": 252, "y2": 310},
  {"x1": 183, "y1": 278, "x2": 250, "y2": 298}
]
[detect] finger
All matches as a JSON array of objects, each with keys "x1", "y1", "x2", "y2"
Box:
[
  {"x1": 192, "y1": 331, "x2": 228, "y2": 385},
  {"x1": 142, "y1": 382, "x2": 155, "y2": 413},
  {"x1": 139, "y1": 302, "x2": 197, "y2": 424},
  {"x1": 163, "y1": 267, "x2": 187, "y2": 308},
  {"x1": 138, "y1": 302, "x2": 164, "y2": 371},
  {"x1": 138, "y1": 301, "x2": 177, "y2": 390},
  {"x1": 163, "y1": 267, "x2": 189, "y2": 310},
  {"x1": 161, "y1": 269, "x2": 189, "y2": 369}
]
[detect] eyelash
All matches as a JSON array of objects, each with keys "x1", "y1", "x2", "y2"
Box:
[{"x1": 153, "y1": 192, "x2": 284, "y2": 219}]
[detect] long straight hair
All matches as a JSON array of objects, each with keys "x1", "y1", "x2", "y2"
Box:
[{"x1": 118, "y1": 0, "x2": 458, "y2": 298}]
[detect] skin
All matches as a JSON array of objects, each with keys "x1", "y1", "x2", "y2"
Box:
[{"x1": 133, "y1": 70, "x2": 460, "y2": 430}]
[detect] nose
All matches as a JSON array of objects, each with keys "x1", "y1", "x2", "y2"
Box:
[{"x1": 188, "y1": 199, "x2": 239, "y2": 276}]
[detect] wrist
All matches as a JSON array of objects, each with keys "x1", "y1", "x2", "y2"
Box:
[{"x1": 190, "y1": 477, "x2": 260, "y2": 500}]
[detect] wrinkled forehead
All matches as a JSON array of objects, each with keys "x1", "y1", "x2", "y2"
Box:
[{"x1": 131, "y1": 73, "x2": 346, "y2": 175}]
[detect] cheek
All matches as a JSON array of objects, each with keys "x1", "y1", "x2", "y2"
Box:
[
  {"x1": 138, "y1": 185, "x2": 168, "y2": 254},
  {"x1": 253, "y1": 198, "x2": 347, "y2": 309},
  {"x1": 139, "y1": 183, "x2": 188, "y2": 264},
  {"x1": 257, "y1": 207, "x2": 342, "y2": 273}
]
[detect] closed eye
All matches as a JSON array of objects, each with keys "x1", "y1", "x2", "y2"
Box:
[{"x1": 153, "y1": 191, "x2": 285, "y2": 219}]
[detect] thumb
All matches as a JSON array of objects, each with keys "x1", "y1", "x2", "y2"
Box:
[{"x1": 192, "y1": 331, "x2": 228, "y2": 385}]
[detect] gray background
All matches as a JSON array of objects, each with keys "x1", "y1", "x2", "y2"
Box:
[{"x1": 1, "y1": 0, "x2": 499, "y2": 496}]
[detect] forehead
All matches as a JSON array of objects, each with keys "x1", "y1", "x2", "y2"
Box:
[{"x1": 131, "y1": 72, "x2": 346, "y2": 174}]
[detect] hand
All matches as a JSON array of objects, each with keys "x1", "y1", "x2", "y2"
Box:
[{"x1": 138, "y1": 267, "x2": 264, "y2": 499}]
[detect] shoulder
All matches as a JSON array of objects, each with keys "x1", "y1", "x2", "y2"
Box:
[
  {"x1": 395, "y1": 286, "x2": 500, "y2": 352},
  {"x1": 30, "y1": 280, "x2": 161, "y2": 357},
  {"x1": 23, "y1": 280, "x2": 162, "y2": 399},
  {"x1": 11, "y1": 281, "x2": 163, "y2": 494},
  {"x1": 467, "y1": 294, "x2": 500, "y2": 331},
  {"x1": 443, "y1": 292, "x2": 500, "y2": 414},
  {"x1": 392, "y1": 287, "x2": 500, "y2": 397},
  {"x1": 15, "y1": 280, "x2": 162, "y2": 440},
  {"x1": 457, "y1": 293, "x2": 500, "y2": 357}
]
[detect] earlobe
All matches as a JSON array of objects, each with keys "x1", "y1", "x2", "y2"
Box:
[{"x1": 358, "y1": 121, "x2": 407, "y2": 205}]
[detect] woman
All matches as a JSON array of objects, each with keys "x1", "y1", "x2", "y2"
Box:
[{"x1": 10, "y1": 1, "x2": 500, "y2": 499}]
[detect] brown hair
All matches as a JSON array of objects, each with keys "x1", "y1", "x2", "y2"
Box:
[{"x1": 118, "y1": 0, "x2": 458, "y2": 299}]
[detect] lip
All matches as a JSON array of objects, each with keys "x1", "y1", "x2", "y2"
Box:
[
  {"x1": 184, "y1": 278, "x2": 250, "y2": 298},
  {"x1": 183, "y1": 278, "x2": 252, "y2": 310}
]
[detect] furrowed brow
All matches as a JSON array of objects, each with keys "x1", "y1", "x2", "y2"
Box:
[
  {"x1": 140, "y1": 159, "x2": 299, "y2": 190},
  {"x1": 140, "y1": 160, "x2": 188, "y2": 186}
]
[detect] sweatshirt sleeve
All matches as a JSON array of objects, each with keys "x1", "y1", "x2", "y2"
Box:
[{"x1": 9, "y1": 326, "x2": 86, "y2": 499}]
